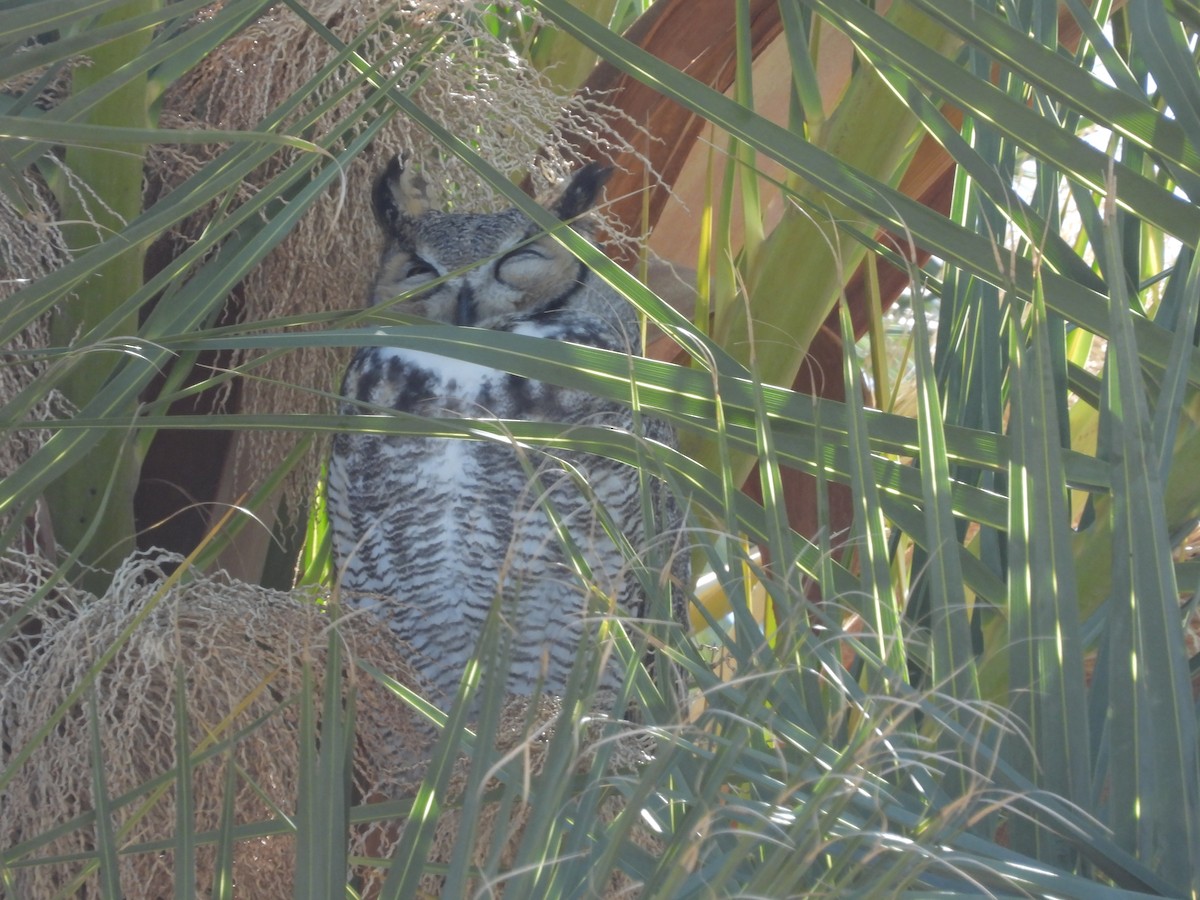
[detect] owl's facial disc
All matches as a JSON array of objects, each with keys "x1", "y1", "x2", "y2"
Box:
[
  {"x1": 371, "y1": 228, "x2": 585, "y2": 327},
  {"x1": 366, "y1": 159, "x2": 611, "y2": 325}
]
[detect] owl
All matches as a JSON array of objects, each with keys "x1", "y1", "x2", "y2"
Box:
[{"x1": 327, "y1": 154, "x2": 687, "y2": 709}]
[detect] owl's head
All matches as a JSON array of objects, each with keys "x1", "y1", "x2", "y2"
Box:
[{"x1": 368, "y1": 154, "x2": 629, "y2": 333}]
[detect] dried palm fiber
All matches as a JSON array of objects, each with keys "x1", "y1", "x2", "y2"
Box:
[
  {"x1": 0, "y1": 551, "x2": 82, "y2": 684},
  {"x1": 150, "y1": 0, "x2": 647, "y2": 534},
  {"x1": 2, "y1": 552, "x2": 663, "y2": 898},
  {"x1": 0, "y1": 550, "x2": 439, "y2": 898},
  {"x1": 0, "y1": 155, "x2": 78, "y2": 551}
]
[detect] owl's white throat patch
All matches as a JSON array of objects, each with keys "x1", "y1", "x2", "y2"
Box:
[{"x1": 376, "y1": 347, "x2": 498, "y2": 413}]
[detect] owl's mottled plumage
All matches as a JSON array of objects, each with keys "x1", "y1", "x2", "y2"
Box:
[{"x1": 327, "y1": 154, "x2": 687, "y2": 708}]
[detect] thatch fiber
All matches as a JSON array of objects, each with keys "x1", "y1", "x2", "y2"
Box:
[
  {"x1": 0, "y1": 551, "x2": 436, "y2": 897},
  {"x1": 1, "y1": 551, "x2": 662, "y2": 897}
]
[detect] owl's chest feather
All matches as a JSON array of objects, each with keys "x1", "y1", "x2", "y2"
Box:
[{"x1": 345, "y1": 346, "x2": 507, "y2": 418}]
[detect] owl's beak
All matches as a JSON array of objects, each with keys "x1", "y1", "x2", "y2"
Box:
[{"x1": 454, "y1": 285, "x2": 476, "y2": 326}]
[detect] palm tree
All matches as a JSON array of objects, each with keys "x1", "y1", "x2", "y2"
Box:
[{"x1": 2, "y1": 0, "x2": 1198, "y2": 895}]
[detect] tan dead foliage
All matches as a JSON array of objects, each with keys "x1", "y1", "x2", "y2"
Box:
[
  {"x1": 1, "y1": 552, "x2": 662, "y2": 898},
  {"x1": 0, "y1": 162, "x2": 75, "y2": 550},
  {"x1": 0, "y1": 551, "x2": 436, "y2": 897}
]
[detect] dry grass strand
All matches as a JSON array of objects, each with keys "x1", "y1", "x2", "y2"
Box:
[{"x1": 0, "y1": 551, "x2": 436, "y2": 898}]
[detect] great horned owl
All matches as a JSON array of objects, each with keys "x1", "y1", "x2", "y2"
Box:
[{"x1": 327, "y1": 154, "x2": 687, "y2": 708}]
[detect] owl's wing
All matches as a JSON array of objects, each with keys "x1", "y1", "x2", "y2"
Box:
[{"x1": 502, "y1": 311, "x2": 691, "y2": 629}]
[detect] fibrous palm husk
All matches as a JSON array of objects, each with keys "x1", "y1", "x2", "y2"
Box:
[
  {"x1": 0, "y1": 551, "x2": 436, "y2": 898},
  {"x1": 410, "y1": 694, "x2": 663, "y2": 899},
  {"x1": 0, "y1": 163, "x2": 76, "y2": 552},
  {"x1": 1, "y1": 551, "x2": 663, "y2": 898}
]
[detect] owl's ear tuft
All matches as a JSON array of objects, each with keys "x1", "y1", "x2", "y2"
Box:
[
  {"x1": 548, "y1": 162, "x2": 613, "y2": 222},
  {"x1": 372, "y1": 152, "x2": 432, "y2": 233}
]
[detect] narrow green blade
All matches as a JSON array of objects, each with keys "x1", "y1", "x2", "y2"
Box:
[{"x1": 1099, "y1": 191, "x2": 1200, "y2": 893}]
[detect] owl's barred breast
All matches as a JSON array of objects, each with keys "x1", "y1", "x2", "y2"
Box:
[{"x1": 329, "y1": 343, "x2": 646, "y2": 704}]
